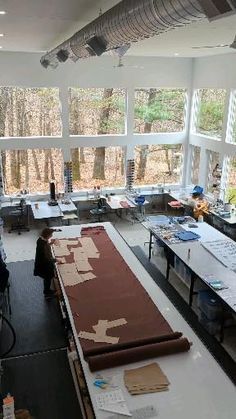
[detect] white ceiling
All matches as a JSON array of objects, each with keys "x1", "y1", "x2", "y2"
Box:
[{"x1": 0, "y1": 0, "x2": 236, "y2": 57}]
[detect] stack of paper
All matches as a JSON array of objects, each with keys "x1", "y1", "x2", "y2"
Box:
[
  {"x1": 95, "y1": 389, "x2": 131, "y2": 416},
  {"x1": 124, "y1": 363, "x2": 170, "y2": 395}
]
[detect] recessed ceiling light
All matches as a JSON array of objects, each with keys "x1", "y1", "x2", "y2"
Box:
[
  {"x1": 0, "y1": 46, "x2": 3, "y2": 49},
  {"x1": 174, "y1": 53, "x2": 179, "y2": 56},
  {"x1": 0, "y1": 34, "x2": 4, "y2": 37},
  {"x1": 0, "y1": 11, "x2": 6, "y2": 14}
]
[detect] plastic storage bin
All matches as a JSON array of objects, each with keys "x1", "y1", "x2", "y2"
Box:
[
  {"x1": 197, "y1": 289, "x2": 223, "y2": 321},
  {"x1": 198, "y1": 311, "x2": 221, "y2": 335}
]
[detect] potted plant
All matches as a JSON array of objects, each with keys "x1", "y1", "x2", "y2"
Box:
[{"x1": 224, "y1": 188, "x2": 236, "y2": 211}]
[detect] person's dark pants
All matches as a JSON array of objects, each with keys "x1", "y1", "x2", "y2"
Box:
[{"x1": 43, "y1": 277, "x2": 52, "y2": 294}]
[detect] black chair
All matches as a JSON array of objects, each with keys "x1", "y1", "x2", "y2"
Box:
[
  {"x1": 8, "y1": 198, "x2": 29, "y2": 235},
  {"x1": 89, "y1": 197, "x2": 108, "y2": 222}
]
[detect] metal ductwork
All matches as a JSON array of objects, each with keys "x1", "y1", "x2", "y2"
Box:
[{"x1": 40, "y1": 0, "x2": 235, "y2": 69}]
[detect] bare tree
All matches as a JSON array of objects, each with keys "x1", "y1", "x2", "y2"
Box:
[
  {"x1": 136, "y1": 89, "x2": 157, "y2": 180},
  {"x1": 72, "y1": 148, "x2": 81, "y2": 181},
  {"x1": 93, "y1": 88, "x2": 113, "y2": 180}
]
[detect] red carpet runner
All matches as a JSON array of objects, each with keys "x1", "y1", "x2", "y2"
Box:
[{"x1": 56, "y1": 226, "x2": 191, "y2": 371}]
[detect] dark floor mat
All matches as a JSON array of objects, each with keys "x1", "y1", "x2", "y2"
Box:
[
  {"x1": 2, "y1": 349, "x2": 82, "y2": 419},
  {"x1": 0, "y1": 260, "x2": 66, "y2": 357},
  {"x1": 131, "y1": 245, "x2": 236, "y2": 385}
]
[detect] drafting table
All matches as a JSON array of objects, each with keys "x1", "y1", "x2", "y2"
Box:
[
  {"x1": 31, "y1": 201, "x2": 63, "y2": 220},
  {"x1": 53, "y1": 222, "x2": 236, "y2": 419}
]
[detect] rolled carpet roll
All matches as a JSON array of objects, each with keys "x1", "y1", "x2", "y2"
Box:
[
  {"x1": 83, "y1": 331, "x2": 183, "y2": 358},
  {"x1": 87, "y1": 337, "x2": 191, "y2": 372}
]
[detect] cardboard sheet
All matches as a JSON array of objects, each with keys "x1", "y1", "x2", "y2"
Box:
[{"x1": 124, "y1": 362, "x2": 170, "y2": 395}]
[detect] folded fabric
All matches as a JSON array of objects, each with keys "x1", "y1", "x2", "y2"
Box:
[{"x1": 174, "y1": 231, "x2": 200, "y2": 241}]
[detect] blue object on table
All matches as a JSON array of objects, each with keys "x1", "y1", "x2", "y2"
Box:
[
  {"x1": 174, "y1": 231, "x2": 200, "y2": 241},
  {"x1": 192, "y1": 185, "x2": 203, "y2": 195},
  {"x1": 134, "y1": 195, "x2": 145, "y2": 204}
]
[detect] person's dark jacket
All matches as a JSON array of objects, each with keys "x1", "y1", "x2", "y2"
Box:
[
  {"x1": 0, "y1": 254, "x2": 9, "y2": 293},
  {"x1": 34, "y1": 237, "x2": 55, "y2": 280}
]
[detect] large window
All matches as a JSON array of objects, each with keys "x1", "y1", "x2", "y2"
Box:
[
  {"x1": 1, "y1": 148, "x2": 64, "y2": 195},
  {"x1": 0, "y1": 87, "x2": 62, "y2": 137},
  {"x1": 69, "y1": 88, "x2": 126, "y2": 136},
  {"x1": 134, "y1": 144, "x2": 183, "y2": 186},
  {"x1": 71, "y1": 147, "x2": 125, "y2": 190},
  {"x1": 194, "y1": 89, "x2": 226, "y2": 139},
  {"x1": 134, "y1": 88, "x2": 186, "y2": 134},
  {"x1": 225, "y1": 156, "x2": 236, "y2": 204},
  {"x1": 190, "y1": 146, "x2": 201, "y2": 185}
]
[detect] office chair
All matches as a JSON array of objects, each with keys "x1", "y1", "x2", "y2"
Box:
[
  {"x1": 89, "y1": 197, "x2": 108, "y2": 222},
  {"x1": 8, "y1": 198, "x2": 30, "y2": 235}
]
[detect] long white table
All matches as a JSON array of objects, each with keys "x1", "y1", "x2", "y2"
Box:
[
  {"x1": 53, "y1": 222, "x2": 236, "y2": 419},
  {"x1": 145, "y1": 219, "x2": 236, "y2": 313}
]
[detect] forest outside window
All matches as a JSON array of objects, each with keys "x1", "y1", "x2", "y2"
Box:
[
  {"x1": 206, "y1": 150, "x2": 221, "y2": 194},
  {"x1": 71, "y1": 147, "x2": 125, "y2": 190},
  {"x1": 190, "y1": 145, "x2": 201, "y2": 185},
  {"x1": 1, "y1": 148, "x2": 64, "y2": 195},
  {"x1": 134, "y1": 88, "x2": 187, "y2": 134},
  {"x1": 69, "y1": 88, "x2": 126, "y2": 136},
  {"x1": 0, "y1": 87, "x2": 62, "y2": 137},
  {"x1": 194, "y1": 88, "x2": 226, "y2": 139},
  {"x1": 134, "y1": 144, "x2": 183, "y2": 186},
  {"x1": 225, "y1": 156, "x2": 236, "y2": 204}
]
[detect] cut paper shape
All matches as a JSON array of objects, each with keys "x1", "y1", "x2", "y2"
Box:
[
  {"x1": 79, "y1": 318, "x2": 127, "y2": 345},
  {"x1": 53, "y1": 245, "x2": 70, "y2": 257},
  {"x1": 56, "y1": 257, "x2": 66, "y2": 264},
  {"x1": 58, "y1": 239, "x2": 79, "y2": 248},
  {"x1": 75, "y1": 259, "x2": 93, "y2": 272},
  {"x1": 58, "y1": 263, "x2": 82, "y2": 287},
  {"x1": 79, "y1": 272, "x2": 96, "y2": 283},
  {"x1": 79, "y1": 331, "x2": 119, "y2": 344},
  {"x1": 79, "y1": 237, "x2": 99, "y2": 255},
  {"x1": 73, "y1": 247, "x2": 93, "y2": 271}
]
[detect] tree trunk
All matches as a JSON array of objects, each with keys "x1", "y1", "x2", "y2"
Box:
[
  {"x1": 49, "y1": 150, "x2": 55, "y2": 180},
  {"x1": 0, "y1": 87, "x2": 9, "y2": 136},
  {"x1": 136, "y1": 89, "x2": 157, "y2": 180},
  {"x1": 44, "y1": 149, "x2": 50, "y2": 183},
  {"x1": 164, "y1": 148, "x2": 172, "y2": 174},
  {"x1": 80, "y1": 147, "x2": 85, "y2": 163},
  {"x1": 93, "y1": 88, "x2": 113, "y2": 180},
  {"x1": 93, "y1": 147, "x2": 106, "y2": 180},
  {"x1": 72, "y1": 148, "x2": 81, "y2": 181},
  {"x1": 32, "y1": 150, "x2": 41, "y2": 181}
]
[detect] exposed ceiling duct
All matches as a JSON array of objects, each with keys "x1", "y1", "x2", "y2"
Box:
[{"x1": 40, "y1": 0, "x2": 236, "y2": 69}]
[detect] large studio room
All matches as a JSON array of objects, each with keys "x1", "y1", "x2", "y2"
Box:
[{"x1": 0, "y1": 1, "x2": 236, "y2": 418}]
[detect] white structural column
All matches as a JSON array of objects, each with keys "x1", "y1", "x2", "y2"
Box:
[{"x1": 59, "y1": 86, "x2": 71, "y2": 162}]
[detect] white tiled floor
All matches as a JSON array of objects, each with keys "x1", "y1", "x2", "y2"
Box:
[{"x1": 3, "y1": 216, "x2": 236, "y2": 361}]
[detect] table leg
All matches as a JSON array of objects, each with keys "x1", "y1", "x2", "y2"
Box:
[
  {"x1": 149, "y1": 231, "x2": 153, "y2": 260},
  {"x1": 189, "y1": 274, "x2": 195, "y2": 307}
]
